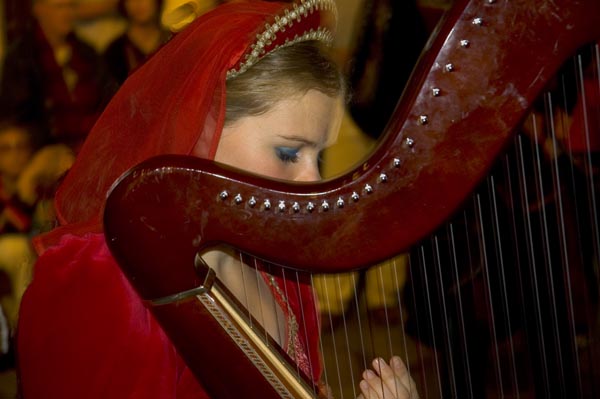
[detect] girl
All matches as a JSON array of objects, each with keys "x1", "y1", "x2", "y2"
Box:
[{"x1": 17, "y1": 2, "x2": 419, "y2": 398}]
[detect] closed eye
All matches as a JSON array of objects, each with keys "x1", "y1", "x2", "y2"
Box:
[{"x1": 275, "y1": 147, "x2": 300, "y2": 163}]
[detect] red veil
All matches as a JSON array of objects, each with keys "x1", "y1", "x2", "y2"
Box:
[{"x1": 19, "y1": 1, "x2": 336, "y2": 396}]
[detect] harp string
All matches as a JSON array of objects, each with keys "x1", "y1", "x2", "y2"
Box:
[
  {"x1": 548, "y1": 89, "x2": 583, "y2": 393},
  {"x1": 497, "y1": 154, "x2": 521, "y2": 394},
  {"x1": 320, "y1": 41, "x2": 598, "y2": 398},
  {"x1": 336, "y1": 274, "x2": 359, "y2": 398},
  {"x1": 197, "y1": 41, "x2": 600, "y2": 399},
  {"x1": 298, "y1": 271, "x2": 320, "y2": 398}
]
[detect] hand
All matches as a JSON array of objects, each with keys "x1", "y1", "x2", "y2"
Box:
[{"x1": 357, "y1": 356, "x2": 419, "y2": 399}]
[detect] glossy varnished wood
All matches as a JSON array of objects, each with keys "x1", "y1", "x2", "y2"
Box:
[{"x1": 104, "y1": 0, "x2": 600, "y2": 397}]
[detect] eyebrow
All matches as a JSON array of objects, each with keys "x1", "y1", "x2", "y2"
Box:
[{"x1": 276, "y1": 135, "x2": 319, "y2": 147}]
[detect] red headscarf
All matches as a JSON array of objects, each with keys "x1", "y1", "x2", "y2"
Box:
[
  {"x1": 32, "y1": 0, "x2": 337, "y2": 385},
  {"x1": 40, "y1": 0, "x2": 336, "y2": 249}
]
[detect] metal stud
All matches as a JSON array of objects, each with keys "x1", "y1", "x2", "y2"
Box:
[
  {"x1": 445, "y1": 63, "x2": 455, "y2": 72},
  {"x1": 472, "y1": 17, "x2": 483, "y2": 26},
  {"x1": 219, "y1": 191, "x2": 229, "y2": 200},
  {"x1": 278, "y1": 200, "x2": 286, "y2": 212},
  {"x1": 432, "y1": 87, "x2": 441, "y2": 97},
  {"x1": 419, "y1": 115, "x2": 429, "y2": 125},
  {"x1": 336, "y1": 197, "x2": 345, "y2": 208},
  {"x1": 364, "y1": 184, "x2": 373, "y2": 194},
  {"x1": 393, "y1": 158, "x2": 402, "y2": 168},
  {"x1": 460, "y1": 39, "x2": 470, "y2": 48},
  {"x1": 378, "y1": 173, "x2": 388, "y2": 183},
  {"x1": 248, "y1": 196, "x2": 257, "y2": 207},
  {"x1": 263, "y1": 199, "x2": 272, "y2": 210},
  {"x1": 351, "y1": 192, "x2": 360, "y2": 201},
  {"x1": 292, "y1": 202, "x2": 301, "y2": 212},
  {"x1": 321, "y1": 201, "x2": 330, "y2": 211},
  {"x1": 234, "y1": 194, "x2": 243, "y2": 204},
  {"x1": 306, "y1": 202, "x2": 315, "y2": 212},
  {"x1": 404, "y1": 137, "x2": 415, "y2": 148}
]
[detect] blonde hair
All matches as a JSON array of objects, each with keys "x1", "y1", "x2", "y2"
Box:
[{"x1": 225, "y1": 41, "x2": 345, "y2": 126}]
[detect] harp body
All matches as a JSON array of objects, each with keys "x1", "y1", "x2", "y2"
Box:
[{"x1": 104, "y1": 0, "x2": 600, "y2": 397}]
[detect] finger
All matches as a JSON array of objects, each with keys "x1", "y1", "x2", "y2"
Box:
[
  {"x1": 359, "y1": 376, "x2": 376, "y2": 399},
  {"x1": 360, "y1": 369, "x2": 389, "y2": 399},
  {"x1": 390, "y1": 357, "x2": 420, "y2": 399},
  {"x1": 362, "y1": 367, "x2": 403, "y2": 399},
  {"x1": 373, "y1": 357, "x2": 401, "y2": 395}
]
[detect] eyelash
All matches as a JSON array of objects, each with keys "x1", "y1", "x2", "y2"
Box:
[{"x1": 275, "y1": 147, "x2": 300, "y2": 163}]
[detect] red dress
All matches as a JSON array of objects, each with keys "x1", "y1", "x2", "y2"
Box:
[
  {"x1": 18, "y1": 233, "x2": 208, "y2": 398},
  {"x1": 18, "y1": 232, "x2": 322, "y2": 398},
  {"x1": 17, "y1": 2, "x2": 334, "y2": 396}
]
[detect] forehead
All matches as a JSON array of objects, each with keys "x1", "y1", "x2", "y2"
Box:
[
  {"x1": 257, "y1": 90, "x2": 342, "y2": 141},
  {"x1": 220, "y1": 89, "x2": 343, "y2": 152}
]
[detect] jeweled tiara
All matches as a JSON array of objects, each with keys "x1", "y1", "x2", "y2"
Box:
[{"x1": 226, "y1": 0, "x2": 338, "y2": 80}]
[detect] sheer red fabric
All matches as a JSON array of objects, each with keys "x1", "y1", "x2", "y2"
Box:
[
  {"x1": 54, "y1": 1, "x2": 287, "y2": 231},
  {"x1": 18, "y1": 2, "x2": 331, "y2": 396}
]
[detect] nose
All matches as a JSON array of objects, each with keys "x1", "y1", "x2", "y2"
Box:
[{"x1": 294, "y1": 162, "x2": 321, "y2": 182}]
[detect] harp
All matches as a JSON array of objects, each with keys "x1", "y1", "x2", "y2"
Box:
[{"x1": 104, "y1": 0, "x2": 600, "y2": 397}]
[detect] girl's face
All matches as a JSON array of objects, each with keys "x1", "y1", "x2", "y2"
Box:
[{"x1": 214, "y1": 89, "x2": 344, "y2": 182}]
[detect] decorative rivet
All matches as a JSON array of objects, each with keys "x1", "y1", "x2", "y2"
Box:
[
  {"x1": 219, "y1": 191, "x2": 229, "y2": 200},
  {"x1": 393, "y1": 158, "x2": 402, "y2": 168},
  {"x1": 419, "y1": 115, "x2": 429, "y2": 125},
  {"x1": 487, "y1": 0, "x2": 496, "y2": 3},
  {"x1": 378, "y1": 173, "x2": 388, "y2": 183},
  {"x1": 364, "y1": 184, "x2": 374, "y2": 194},
  {"x1": 278, "y1": 200, "x2": 286, "y2": 212},
  {"x1": 404, "y1": 137, "x2": 415, "y2": 148},
  {"x1": 472, "y1": 17, "x2": 483, "y2": 26},
  {"x1": 263, "y1": 199, "x2": 272, "y2": 210},
  {"x1": 321, "y1": 201, "x2": 330, "y2": 211},
  {"x1": 445, "y1": 63, "x2": 455, "y2": 72},
  {"x1": 460, "y1": 39, "x2": 470, "y2": 48},
  {"x1": 432, "y1": 87, "x2": 441, "y2": 97},
  {"x1": 292, "y1": 202, "x2": 301, "y2": 212},
  {"x1": 234, "y1": 194, "x2": 243, "y2": 204},
  {"x1": 351, "y1": 192, "x2": 360, "y2": 201},
  {"x1": 248, "y1": 197, "x2": 257, "y2": 207},
  {"x1": 336, "y1": 197, "x2": 345, "y2": 208},
  {"x1": 306, "y1": 202, "x2": 315, "y2": 212}
]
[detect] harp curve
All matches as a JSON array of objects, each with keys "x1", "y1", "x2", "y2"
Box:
[{"x1": 103, "y1": 0, "x2": 600, "y2": 397}]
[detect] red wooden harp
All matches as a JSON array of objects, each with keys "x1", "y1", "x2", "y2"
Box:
[{"x1": 104, "y1": 0, "x2": 600, "y2": 397}]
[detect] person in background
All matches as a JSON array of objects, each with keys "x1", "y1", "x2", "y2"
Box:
[
  {"x1": 73, "y1": 0, "x2": 126, "y2": 53},
  {"x1": 0, "y1": 121, "x2": 36, "y2": 337},
  {"x1": 0, "y1": 118, "x2": 74, "y2": 338},
  {"x1": 0, "y1": 0, "x2": 117, "y2": 153},
  {"x1": 103, "y1": 0, "x2": 171, "y2": 85}
]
